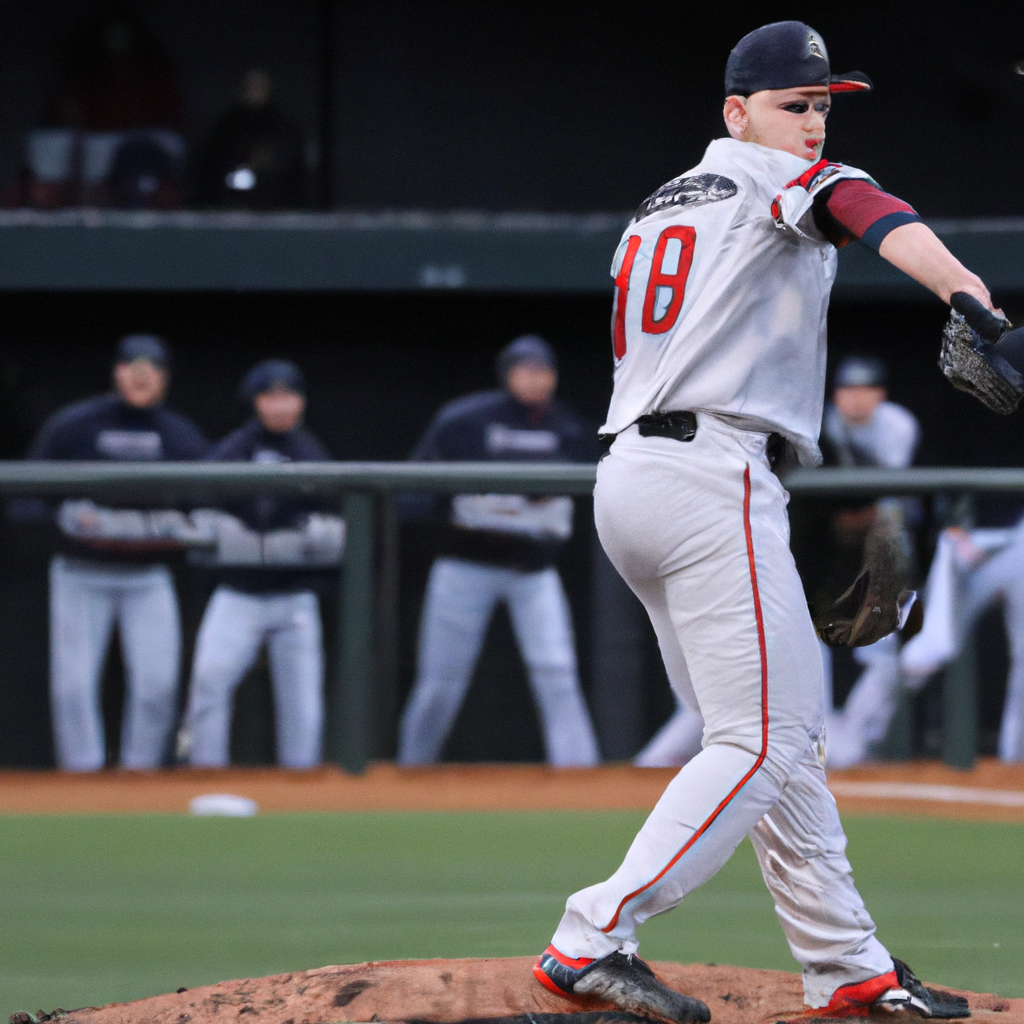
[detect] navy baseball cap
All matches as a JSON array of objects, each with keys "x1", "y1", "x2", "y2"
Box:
[
  {"x1": 834, "y1": 355, "x2": 888, "y2": 389},
  {"x1": 496, "y1": 334, "x2": 556, "y2": 385},
  {"x1": 725, "y1": 22, "x2": 872, "y2": 98},
  {"x1": 239, "y1": 359, "x2": 306, "y2": 402},
  {"x1": 116, "y1": 333, "x2": 169, "y2": 366}
]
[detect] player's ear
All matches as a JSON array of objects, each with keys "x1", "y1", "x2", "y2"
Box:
[{"x1": 723, "y1": 96, "x2": 749, "y2": 140}]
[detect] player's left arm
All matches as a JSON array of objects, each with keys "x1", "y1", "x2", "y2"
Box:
[
  {"x1": 878, "y1": 221, "x2": 991, "y2": 308},
  {"x1": 814, "y1": 179, "x2": 992, "y2": 308}
]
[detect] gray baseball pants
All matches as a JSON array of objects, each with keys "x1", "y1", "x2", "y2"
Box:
[
  {"x1": 398, "y1": 557, "x2": 600, "y2": 766},
  {"x1": 49, "y1": 554, "x2": 181, "y2": 771},
  {"x1": 185, "y1": 585, "x2": 324, "y2": 768}
]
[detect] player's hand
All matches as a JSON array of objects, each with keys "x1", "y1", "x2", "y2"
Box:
[{"x1": 949, "y1": 291, "x2": 1008, "y2": 343}]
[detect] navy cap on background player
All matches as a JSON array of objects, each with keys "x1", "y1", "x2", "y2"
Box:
[
  {"x1": 495, "y1": 335, "x2": 557, "y2": 386},
  {"x1": 116, "y1": 333, "x2": 170, "y2": 367},
  {"x1": 239, "y1": 359, "x2": 306, "y2": 403},
  {"x1": 833, "y1": 355, "x2": 888, "y2": 389},
  {"x1": 725, "y1": 21, "x2": 872, "y2": 97}
]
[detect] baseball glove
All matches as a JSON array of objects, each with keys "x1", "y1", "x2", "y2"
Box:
[
  {"x1": 814, "y1": 509, "x2": 911, "y2": 647},
  {"x1": 939, "y1": 292, "x2": 1023, "y2": 415}
]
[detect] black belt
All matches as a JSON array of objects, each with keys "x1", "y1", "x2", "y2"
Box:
[{"x1": 599, "y1": 410, "x2": 697, "y2": 454}]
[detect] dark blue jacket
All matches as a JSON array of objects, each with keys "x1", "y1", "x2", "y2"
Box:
[
  {"x1": 26, "y1": 394, "x2": 208, "y2": 563},
  {"x1": 408, "y1": 389, "x2": 597, "y2": 570},
  {"x1": 207, "y1": 418, "x2": 335, "y2": 594}
]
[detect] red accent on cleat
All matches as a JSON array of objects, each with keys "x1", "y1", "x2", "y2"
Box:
[
  {"x1": 533, "y1": 944, "x2": 596, "y2": 996},
  {"x1": 542, "y1": 944, "x2": 596, "y2": 969},
  {"x1": 818, "y1": 970, "x2": 901, "y2": 1017}
]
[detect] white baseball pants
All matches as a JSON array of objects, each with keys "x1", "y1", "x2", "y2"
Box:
[
  {"x1": 550, "y1": 418, "x2": 892, "y2": 1007},
  {"x1": 633, "y1": 700, "x2": 705, "y2": 767},
  {"x1": 49, "y1": 555, "x2": 181, "y2": 771},
  {"x1": 962, "y1": 542, "x2": 1024, "y2": 761},
  {"x1": 185, "y1": 586, "x2": 324, "y2": 768},
  {"x1": 821, "y1": 637, "x2": 904, "y2": 770},
  {"x1": 398, "y1": 557, "x2": 600, "y2": 766}
]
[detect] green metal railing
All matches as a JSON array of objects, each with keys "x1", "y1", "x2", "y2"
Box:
[{"x1": 2, "y1": 461, "x2": 1019, "y2": 771}]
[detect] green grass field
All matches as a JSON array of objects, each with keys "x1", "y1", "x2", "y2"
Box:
[{"x1": 1, "y1": 811, "x2": 1020, "y2": 1014}]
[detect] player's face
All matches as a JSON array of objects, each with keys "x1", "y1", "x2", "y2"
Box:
[
  {"x1": 506, "y1": 362, "x2": 557, "y2": 406},
  {"x1": 255, "y1": 387, "x2": 305, "y2": 433},
  {"x1": 114, "y1": 358, "x2": 168, "y2": 408},
  {"x1": 728, "y1": 87, "x2": 831, "y2": 161},
  {"x1": 833, "y1": 384, "x2": 886, "y2": 425}
]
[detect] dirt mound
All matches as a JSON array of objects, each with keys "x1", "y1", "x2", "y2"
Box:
[{"x1": 20, "y1": 956, "x2": 1021, "y2": 1024}]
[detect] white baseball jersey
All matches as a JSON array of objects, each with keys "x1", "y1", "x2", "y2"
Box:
[{"x1": 603, "y1": 137, "x2": 873, "y2": 465}]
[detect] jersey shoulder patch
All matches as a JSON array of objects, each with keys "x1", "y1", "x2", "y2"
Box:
[{"x1": 633, "y1": 173, "x2": 738, "y2": 224}]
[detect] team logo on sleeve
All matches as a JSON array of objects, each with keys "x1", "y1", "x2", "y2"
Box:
[{"x1": 633, "y1": 173, "x2": 738, "y2": 224}]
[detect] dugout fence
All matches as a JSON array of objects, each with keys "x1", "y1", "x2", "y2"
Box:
[{"x1": 1, "y1": 461, "x2": 1017, "y2": 773}]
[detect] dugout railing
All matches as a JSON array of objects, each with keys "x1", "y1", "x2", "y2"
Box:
[{"x1": 1, "y1": 461, "x2": 1018, "y2": 773}]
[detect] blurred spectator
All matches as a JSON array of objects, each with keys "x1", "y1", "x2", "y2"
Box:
[
  {"x1": 813, "y1": 355, "x2": 921, "y2": 768},
  {"x1": 180, "y1": 360, "x2": 343, "y2": 768},
  {"x1": 193, "y1": 69, "x2": 308, "y2": 210},
  {"x1": 397, "y1": 335, "x2": 600, "y2": 766},
  {"x1": 12, "y1": 4, "x2": 185, "y2": 209},
  {"x1": 25, "y1": 334, "x2": 207, "y2": 771}
]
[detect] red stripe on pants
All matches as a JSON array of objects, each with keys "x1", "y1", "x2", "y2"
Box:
[{"x1": 600, "y1": 464, "x2": 770, "y2": 933}]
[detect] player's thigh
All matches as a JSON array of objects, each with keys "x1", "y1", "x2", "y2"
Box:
[
  {"x1": 417, "y1": 558, "x2": 502, "y2": 666},
  {"x1": 267, "y1": 592, "x2": 324, "y2": 682},
  {"x1": 597, "y1": 427, "x2": 821, "y2": 750},
  {"x1": 624, "y1": 570, "x2": 698, "y2": 712},
  {"x1": 190, "y1": 586, "x2": 265, "y2": 690},
  {"x1": 119, "y1": 566, "x2": 181, "y2": 679},
  {"x1": 506, "y1": 568, "x2": 577, "y2": 670},
  {"x1": 666, "y1": 457, "x2": 822, "y2": 749},
  {"x1": 49, "y1": 557, "x2": 118, "y2": 687}
]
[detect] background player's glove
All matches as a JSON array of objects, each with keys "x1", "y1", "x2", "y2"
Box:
[
  {"x1": 939, "y1": 292, "x2": 1024, "y2": 415},
  {"x1": 814, "y1": 509, "x2": 912, "y2": 647}
]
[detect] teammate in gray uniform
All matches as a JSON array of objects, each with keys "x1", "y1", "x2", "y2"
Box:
[
  {"x1": 817, "y1": 356, "x2": 920, "y2": 768},
  {"x1": 398, "y1": 336, "x2": 600, "y2": 767},
  {"x1": 182, "y1": 360, "x2": 343, "y2": 769},
  {"x1": 27, "y1": 335, "x2": 208, "y2": 771}
]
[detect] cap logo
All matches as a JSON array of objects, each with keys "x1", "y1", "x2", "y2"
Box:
[{"x1": 807, "y1": 36, "x2": 826, "y2": 59}]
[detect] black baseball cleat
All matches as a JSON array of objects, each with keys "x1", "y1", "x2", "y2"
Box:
[
  {"x1": 805, "y1": 958, "x2": 970, "y2": 1019},
  {"x1": 534, "y1": 945, "x2": 711, "y2": 1024}
]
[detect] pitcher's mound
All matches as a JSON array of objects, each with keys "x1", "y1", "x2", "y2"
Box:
[{"x1": 16, "y1": 957, "x2": 1020, "y2": 1024}]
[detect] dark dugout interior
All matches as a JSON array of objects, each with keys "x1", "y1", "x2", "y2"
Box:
[{"x1": 1, "y1": 1, "x2": 1023, "y2": 766}]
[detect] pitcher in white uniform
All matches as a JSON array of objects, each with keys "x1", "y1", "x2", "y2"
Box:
[{"x1": 534, "y1": 21, "x2": 986, "y2": 1023}]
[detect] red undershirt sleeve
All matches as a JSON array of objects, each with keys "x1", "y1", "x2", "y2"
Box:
[{"x1": 812, "y1": 178, "x2": 921, "y2": 251}]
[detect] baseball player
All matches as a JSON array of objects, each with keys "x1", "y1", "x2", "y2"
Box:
[
  {"x1": 181, "y1": 360, "x2": 343, "y2": 769},
  {"x1": 397, "y1": 335, "x2": 601, "y2": 767},
  {"x1": 902, "y1": 522, "x2": 1024, "y2": 763},
  {"x1": 27, "y1": 334, "x2": 208, "y2": 771},
  {"x1": 533, "y1": 22, "x2": 991, "y2": 1022},
  {"x1": 816, "y1": 356, "x2": 921, "y2": 769}
]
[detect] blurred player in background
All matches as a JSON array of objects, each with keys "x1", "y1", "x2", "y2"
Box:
[
  {"x1": 815, "y1": 356, "x2": 920, "y2": 767},
  {"x1": 181, "y1": 360, "x2": 343, "y2": 769},
  {"x1": 398, "y1": 335, "x2": 600, "y2": 766},
  {"x1": 902, "y1": 523, "x2": 1024, "y2": 763},
  {"x1": 27, "y1": 334, "x2": 207, "y2": 770}
]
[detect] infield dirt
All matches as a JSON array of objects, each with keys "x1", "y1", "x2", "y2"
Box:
[
  {"x1": 1, "y1": 759, "x2": 1023, "y2": 820},
  {"x1": 26, "y1": 955, "x2": 1023, "y2": 1024}
]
